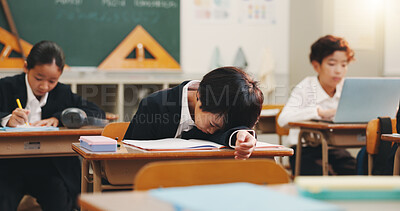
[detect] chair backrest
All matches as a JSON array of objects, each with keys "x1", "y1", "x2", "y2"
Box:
[
  {"x1": 275, "y1": 108, "x2": 289, "y2": 136},
  {"x1": 366, "y1": 119, "x2": 397, "y2": 155},
  {"x1": 262, "y1": 104, "x2": 284, "y2": 110},
  {"x1": 101, "y1": 122, "x2": 130, "y2": 141},
  {"x1": 133, "y1": 159, "x2": 290, "y2": 191}
]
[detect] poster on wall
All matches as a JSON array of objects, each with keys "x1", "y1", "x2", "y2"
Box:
[
  {"x1": 238, "y1": 0, "x2": 276, "y2": 25},
  {"x1": 192, "y1": 0, "x2": 234, "y2": 23}
]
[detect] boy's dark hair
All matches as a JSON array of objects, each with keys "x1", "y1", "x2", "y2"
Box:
[
  {"x1": 198, "y1": 66, "x2": 264, "y2": 129},
  {"x1": 26, "y1": 40, "x2": 65, "y2": 71},
  {"x1": 309, "y1": 35, "x2": 355, "y2": 64}
]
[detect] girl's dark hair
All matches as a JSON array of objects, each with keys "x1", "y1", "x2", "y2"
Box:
[
  {"x1": 198, "y1": 66, "x2": 264, "y2": 129},
  {"x1": 309, "y1": 35, "x2": 355, "y2": 64},
  {"x1": 26, "y1": 40, "x2": 65, "y2": 71}
]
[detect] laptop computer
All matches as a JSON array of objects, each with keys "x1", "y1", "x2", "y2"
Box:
[{"x1": 329, "y1": 78, "x2": 400, "y2": 123}]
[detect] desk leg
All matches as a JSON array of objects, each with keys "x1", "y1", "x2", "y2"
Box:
[
  {"x1": 321, "y1": 135, "x2": 329, "y2": 176},
  {"x1": 81, "y1": 159, "x2": 89, "y2": 193},
  {"x1": 294, "y1": 130, "x2": 304, "y2": 177},
  {"x1": 92, "y1": 160, "x2": 102, "y2": 193},
  {"x1": 278, "y1": 136, "x2": 283, "y2": 164},
  {"x1": 394, "y1": 146, "x2": 400, "y2": 175},
  {"x1": 80, "y1": 159, "x2": 90, "y2": 211}
]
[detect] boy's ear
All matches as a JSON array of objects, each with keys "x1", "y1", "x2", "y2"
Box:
[
  {"x1": 23, "y1": 61, "x2": 28, "y2": 73},
  {"x1": 311, "y1": 61, "x2": 321, "y2": 74}
]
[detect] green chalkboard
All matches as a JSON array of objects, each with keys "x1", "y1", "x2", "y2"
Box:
[{"x1": 0, "y1": 0, "x2": 180, "y2": 67}]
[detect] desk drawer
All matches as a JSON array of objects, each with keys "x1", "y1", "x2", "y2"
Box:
[{"x1": 0, "y1": 136, "x2": 77, "y2": 157}]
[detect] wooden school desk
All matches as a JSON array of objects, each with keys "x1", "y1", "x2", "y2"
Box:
[
  {"x1": 72, "y1": 143, "x2": 294, "y2": 193},
  {"x1": 289, "y1": 121, "x2": 367, "y2": 176},
  {"x1": 381, "y1": 134, "x2": 400, "y2": 175},
  {"x1": 0, "y1": 127, "x2": 103, "y2": 158},
  {"x1": 78, "y1": 183, "x2": 400, "y2": 211}
]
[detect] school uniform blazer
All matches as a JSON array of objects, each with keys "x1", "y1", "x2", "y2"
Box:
[
  {"x1": 0, "y1": 73, "x2": 106, "y2": 201},
  {"x1": 124, "y1": 81, "x2": 248, "y2": 147}
]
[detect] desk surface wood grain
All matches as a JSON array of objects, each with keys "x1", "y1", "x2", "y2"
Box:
[
  {"x1": 0, "y1": 126, "x2": 103, "y2": 137},
  {"x1": 72, "y1": 143, "x2": 294, "y2": 160},
  {"x1": 289, "y1": 121, "x2": 367, "y2": 130},
  {"x1": 381, "y1": 134, "x2": 400, "y2": 143}
]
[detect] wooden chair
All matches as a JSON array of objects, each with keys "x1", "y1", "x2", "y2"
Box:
[
  {"x1": 88, "y1": 122, "x2": 131, "y2": 191},
  {"x1": 257, "y1": 105, "x2": 289, "y2": 164},
  {"x1": 257, "y1": 104, "x2": 283, "y2": 133},
  {"x1": 134, "y1": 158, "x2": 290, "y2": 191},
  {"x1": 101, "y1": 122, "x2": 130, "y2": 142},
  {"x1": 366, "y1": 119, "x2": 397, "y2": 175},
  {"x1": 275, "y1": 109, "x2": 290, "y2": 164},
  {"x1": 257, "y1": 104, "x2": 288, "y2": 145},
  {"x1": 275, "y1": 108, "x2": 289, "y2": 147}
]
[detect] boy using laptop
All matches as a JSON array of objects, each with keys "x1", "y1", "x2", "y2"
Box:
[{"x1": 278, "y1": 35, "x2": 356, "y2": 175}]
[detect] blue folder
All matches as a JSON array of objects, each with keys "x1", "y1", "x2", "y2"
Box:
[
  {"x1": 150, "y1": 183, "x2": 342, "y2": 211},
  {"x1": 0, "y1": 126, "x2": 59, "y2": 132}
]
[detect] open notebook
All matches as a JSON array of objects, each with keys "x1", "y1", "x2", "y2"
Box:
[{"x1": 122, "y1": 138, "x2": 282, "y2": 151}]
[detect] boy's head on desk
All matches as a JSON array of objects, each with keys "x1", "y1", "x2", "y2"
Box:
[
  {"x1": 193, "y1": 66, "x2": 263, "y2": 134},
  {"x1": 309, "y1": 35, "x2": 355, "y2": 92},
  {"x1": 24, "y1": 40, "x2": 65, "y2": 98}
]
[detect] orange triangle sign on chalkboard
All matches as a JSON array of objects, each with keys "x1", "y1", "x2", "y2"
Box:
[
  {"x1": 0, "y1": 27, "x2": 32, "y2": 68},
  {"x1": 98, "y1": 25, "x2": 180, "y2": 70}
]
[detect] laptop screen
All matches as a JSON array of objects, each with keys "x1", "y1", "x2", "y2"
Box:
[{"x1": 333, "y1": 78, "x2": 400, "y2": 123}]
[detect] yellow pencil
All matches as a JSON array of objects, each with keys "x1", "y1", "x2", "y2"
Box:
[{"x1": 16, "y1": 99, "x2": 29, "y2": 126}]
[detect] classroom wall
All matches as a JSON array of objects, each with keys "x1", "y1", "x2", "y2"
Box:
[
  {"x1": 289, "y1": 0, "x2": 384, "y2": 89},
  {"x1": 180, "y1": 0, "x2": 290, "y2": 104},
  {"x1": 384, "y1": 0, "x2": 400, "y2": 76},
  {"x1": 180, "y1": 0, "x2": 289, "y2": 76},
  {"x1": 1, "y1": 0, "x2": 387, "y2": 104}
]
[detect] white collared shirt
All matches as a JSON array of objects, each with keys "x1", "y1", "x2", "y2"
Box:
[
  {"x1": 174, "y1": 80, "x2": 200, "y2": 138},
  {"x1": 277, "y1": 76, "x2": 343, "y2": 145},
  {"x1": 25, "y1": 74, "x2": 49, "y2": 123},
  {"x1": 1, "y1": 75, "x2": 48, "y2": 126}
]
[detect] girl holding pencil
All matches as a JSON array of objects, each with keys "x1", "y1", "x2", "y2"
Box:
[{"x1": 0, "y1": 41, "x2": 105, "y2": 211}]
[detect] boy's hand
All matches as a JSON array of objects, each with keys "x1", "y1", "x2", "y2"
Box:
[
  {"x1": 234, "y1": 130, "x2": 256, "y2": 160},
  {"x1": 32, "y1": 117, "x2": 59, "y2": 127},
  {"x1": 7, "y1": 108, "x2": 30, "y2": 127},
  {"x1": 317, "y1": 108, "x2": 336, "y2": 120}
]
